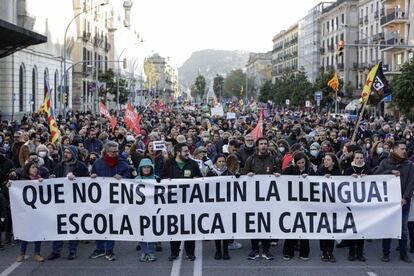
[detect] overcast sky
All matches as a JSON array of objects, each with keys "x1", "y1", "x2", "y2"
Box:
[{"x1": 133, "y1": 0, "x2": 323, "y2": 68}]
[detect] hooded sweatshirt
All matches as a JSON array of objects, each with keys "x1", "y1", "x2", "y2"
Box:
[{"x1": 135, "y1": 158, "x2": 157, "y2": 180}]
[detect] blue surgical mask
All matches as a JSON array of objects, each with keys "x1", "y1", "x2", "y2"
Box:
[
  {"x1": 376, "y1": 147, "x2": 384, "y2": 155},
  {"x1": 310, "y1": 150, "x2": 319, "y2": 157}
]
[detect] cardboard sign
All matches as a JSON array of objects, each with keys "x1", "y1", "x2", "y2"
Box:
[{"x1": 153, "y1": 140, "x2": 166, "y2": 151}]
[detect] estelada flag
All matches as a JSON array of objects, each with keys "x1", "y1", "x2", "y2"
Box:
[
  {"x1": 360, "y1": 64, "x2": 380, "y2": 103},
  {"x1": 99, "y1": 102, "x2": 117, "y2": 132},
  {"x1": 327, "y1": 72, "x2": 339, "y2": 91},
  {"x1": 124, "y1": 102, "x2": 141, "y2": 135}
]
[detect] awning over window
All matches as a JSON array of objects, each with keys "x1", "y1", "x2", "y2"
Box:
[{"x1": 0, "y1": 19, "x2": 47, "y2": 59}]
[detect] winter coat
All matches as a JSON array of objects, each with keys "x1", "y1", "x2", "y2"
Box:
[
  {"x1": 91, "y1": 158, "x2": 133, "y2": 178},
  {"x1": 344, "y1": 163, "x2": 372, "y2": 176},
  {"x1": 374, "y1": 157, "x2": 414, "y2": 200},
  {"x1": 0, "y1": 155, "x2": 14, "y2": 185},
  {"x1": 84, "y1": 138, "x2": 103, "y2": 155},
  {"x1": 53, "y1": 160, "x2": 89, "y2": 178},
  {"x1": 135, "y1": 158, "x2": 157, "y2": 180},
  {"x1": 315, "y1": 166, "x2": 342, "y2": 176},
  {"x1": 237, "y1": 145, "x2": 256, "y2": 169},
  {"x1": 243, "y1": 152, "x2": 281, "y2": 175},
  {"x1": 161, "y1": 158, "x2": 202, "y2": 179},
  {"x1": 283, "y1": 164, "x2": 314, "y2": 176}
]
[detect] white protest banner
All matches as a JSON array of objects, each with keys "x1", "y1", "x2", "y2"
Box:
[
  {"x1": 211, "y1": 106, "x2": 224, "y2": 117},
  {"x1": 10, "y1": 175, "x2": 401, "y2": 242},
  {"x1": 226, "y1": 112, "x2": 236, "y2": 120},
  {"x1": 153, "y1": 140, "x2": 166, "y2": 151}
]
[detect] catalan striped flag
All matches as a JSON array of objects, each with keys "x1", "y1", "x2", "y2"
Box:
[{"x1": 39, "y1": 79, "x2": 60, "y2": 144}]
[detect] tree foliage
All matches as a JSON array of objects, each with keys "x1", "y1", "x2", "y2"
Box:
[
  {"x1": 213, "y1": 74, "x2": 224, "y2": 100},
  {"x1": 192, "y1": 74, "x2": 206, "y2": 101},
  {"x1": 98, "y1": 69, "x2": 129, "y2": 105},
  {"x1": 223, "y1": 69, "x2": 246, "y2": 98},
  {"x1": 259, "y1": 69, "x2": 312, "y2": 106},
  {"x1": 392, "y1": 59, "x2": 414, "y2": 120}
]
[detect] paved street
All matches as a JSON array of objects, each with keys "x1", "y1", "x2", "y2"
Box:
[{"x1": 1, "y1": 239, "x2": 413, "y2": 276}]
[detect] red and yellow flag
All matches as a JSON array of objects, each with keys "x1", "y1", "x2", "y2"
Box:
[
  {"x1": 327, "y1": 72, "x2": 339, "y2": 91},
  {"x1": 40, "y1": 80, "x2": 60, "y2": 144}
]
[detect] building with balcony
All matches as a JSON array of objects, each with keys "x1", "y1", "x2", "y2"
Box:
[
  {"x1": 318, "y1": 0, "x2": 359, "y2": 96},
  {"x1": 271, "y1": 23, "x2": 299, "y2": 83},
  {"x1": 357, "y1": 0, "x2": 385, "y2": 88},
  {"x1": 146, "y1": 53, "x2": 178, "y2": 102},
  {"x1": 298, "y1": 2, "x2": 334, "y2": 83},
  {"x1": 246, "y1": 52, "x2": 272, "y2": 97},
  {"x1": 380, "y1": 0, "x2": 414, "y2": 76},
  {"x1": 0, "y1": 0, "x2": 74, "y2": 119}
]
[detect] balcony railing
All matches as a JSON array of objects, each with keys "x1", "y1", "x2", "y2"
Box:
[
  {"x1": 381, "y1": 10, "x2": 408, "y2": 26},
  {"x1": 359, "y1": 17, "x2": 363, "y2": 25},
  {"x1": 364, "y1": 15, "x2": 368, "y2": 24},
  {"x1": 320, "y1": 47, "x2": 325, "y2": 54},
  {"x1": 374, "y1": 10, "x2": 379, "y2": 19}
]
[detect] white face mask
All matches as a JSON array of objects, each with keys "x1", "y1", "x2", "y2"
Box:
[
  {"x1": 376, "y1": 147, "x2": 384, "y2": 155},
  {"x1": 310, "y1": 150, "x2": 319, "y2": 157},
  {"x1": 38, "y1": 151, "x2": 47, "y2": 158},
  {"x1": 278, "y1": 147, "x2": 285, "y2": 153}
]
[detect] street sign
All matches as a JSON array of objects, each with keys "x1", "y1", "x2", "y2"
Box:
[
  {"x1": 314, "y1": 91, "x2": 323, "y2": 101},
  {"x1": 384, "y1": 94, "x2": 392, "y2": 103},
  {"x1": 305, "y1": 100, "x2": 311, "y2": 107},
  {"x1": 285, "y1": 99, "x2": 290, "y2": 105}
]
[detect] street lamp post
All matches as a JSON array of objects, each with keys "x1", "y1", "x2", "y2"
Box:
[{"x1": 62, "y1": 2, "x2": 107, "y2": 114}]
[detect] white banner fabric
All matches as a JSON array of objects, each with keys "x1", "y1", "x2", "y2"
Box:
[{"x1": 9, "y1": 175, "x2": 402, "y2": 242}]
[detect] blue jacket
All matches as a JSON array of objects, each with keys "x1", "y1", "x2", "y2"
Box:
[
  {"x1": 91, "y1": 157, "x2": 132, "y2": 178},
  {"x1": 84, "y1": 138, "x2": 103, "y2": 154}
]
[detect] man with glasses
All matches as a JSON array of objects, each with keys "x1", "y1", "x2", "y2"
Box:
[
  {"x1": 89, "y1": 141, "x2": 133, "y2": 261},
  {"x1": 161, "y1": 143, "x2": 203, "y2": 261}
]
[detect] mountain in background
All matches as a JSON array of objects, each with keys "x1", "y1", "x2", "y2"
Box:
[{"x1": 178, "y1": 49, "x2": 250, "y2": 92}]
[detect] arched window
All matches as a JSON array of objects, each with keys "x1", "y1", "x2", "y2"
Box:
[
  {"x1": 54, "y1": 70, "x2": 59, "y2": 109},
  {"x1": 32, "y1": 67, "x2": 37, "y2": 112},
  {"x1": 19, "y1": 64, "x2": 25, "y2": 112}
]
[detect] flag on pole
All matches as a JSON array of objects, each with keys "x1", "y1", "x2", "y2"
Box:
[
  {"x1": 367, "y1": 62, "x2": 392, "y2": 105},
  {"x1": 99, "y1": 102, "x2": 117, "y2": 132},
  {"x1": 327, "y1": 72, "x2": 339, "y2": 91},
  {"x1": 124, "y1": 102, "x2": 141, "y2": 135},
  {"x1": 250, "y1": 106, "x2": 263, "y2": 142},
  {"x1": 40, "y1": 80, "x2": 60, "y2": 144},
  {"x1": 360, "y1": 64, "x2": 380, "y2": 103}
]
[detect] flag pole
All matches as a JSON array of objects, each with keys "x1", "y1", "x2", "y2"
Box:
[{"x1": 351, "y1": 99, "x2": 368, "y2": 144}]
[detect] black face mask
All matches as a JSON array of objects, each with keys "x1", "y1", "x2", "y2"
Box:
[
  {"x1": 117, "y1": 134, "x2": 124, "y2": 140},
  {"x1": 90, "y1": 158, "x2": 97, "y2": 164}
]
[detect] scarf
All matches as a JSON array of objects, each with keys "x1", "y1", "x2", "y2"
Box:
[
  {"x1": 351, "y1": 161, "x2": 365, "y2": 168},
  {"x1": 212, "y1": 166, "x2": 228, "y2": 176},
  {"x1": 103, "y1": 153, "x2": 119, "y2": 168},
  {"x1": 390, "y1": 151, "x2": 407, "y2": 164}
]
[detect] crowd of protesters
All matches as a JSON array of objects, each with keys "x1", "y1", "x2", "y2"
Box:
[{"x1": 0, "y1": 102, "x2": 414, "y2": 264}]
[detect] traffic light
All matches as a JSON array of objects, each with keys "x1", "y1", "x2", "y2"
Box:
[
  {"x1": 338, "y1": 40, "x2": 344, "y2": 57},
  {"x1": 62, "y1": 92, "x2": 68, "y2": 105}
]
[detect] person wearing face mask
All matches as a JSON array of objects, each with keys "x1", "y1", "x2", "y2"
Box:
[
  {"x1": 368, "y1": 141, "x2": 389, "y2": 170},
  {"x1": 237, "y1": 134, "x2": 256, "y2": 169},
  {"x1": 344, "y1": 150, "x2": 371, "y2": 262},
  {"x1": 47, "y1": 145, "x2": 89, "y2": 261},
  {"x1": 36, "y1": 145, "x2": 56, "y2": 174},
  {"x1": 307, "y1": 142, "x2": 323, "y2": 171},
  {"x1": 85, "y1": 152, "x2": 100, "y2": 173},
  {"x1": 26, "y1": 152, "x2": 50, "y2": 178}
]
